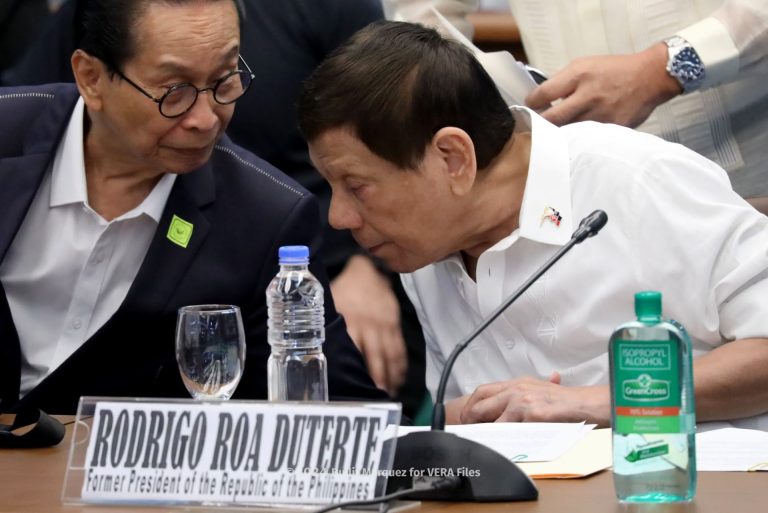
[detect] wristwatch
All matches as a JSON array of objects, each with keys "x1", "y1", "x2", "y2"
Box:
[{"x1": 663, "y1": 36, "x2": 705, "y2": 93}]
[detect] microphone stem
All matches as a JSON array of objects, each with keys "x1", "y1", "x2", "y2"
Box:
[{"x1": 431, "y1": 237, "x2": 579, "y2": 430}]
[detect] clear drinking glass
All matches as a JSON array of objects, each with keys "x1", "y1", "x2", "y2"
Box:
[{"x1": 175, "y1": 304, "x2": 246, "y2": 400}]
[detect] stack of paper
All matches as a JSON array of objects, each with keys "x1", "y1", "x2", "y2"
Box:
[
  {"x1": 696, "y1": 428, "x2": 768, "y2": 471},
  {"x1": 517, "y1": 429, "x2": 612, "y2": 479}
]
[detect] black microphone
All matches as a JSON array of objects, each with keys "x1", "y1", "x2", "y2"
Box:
[{"x1": 387, "y1": 210, "x2": 608, "y2": 502}]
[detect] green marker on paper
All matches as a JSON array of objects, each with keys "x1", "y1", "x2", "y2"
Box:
[
  {"x1": 167, "y1": 215, "x2": 193, "y2": 248},
  {"x1": 624, "y1": 441, "x2": 670, "y2": 463}
]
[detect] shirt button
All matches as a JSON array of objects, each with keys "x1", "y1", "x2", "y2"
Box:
[
  {"x1": 93, "y1": 252, "x2": 104, "y2": 264},
  {"x1": 72, "y1": 318, "x2": 82, "y2": 330}
]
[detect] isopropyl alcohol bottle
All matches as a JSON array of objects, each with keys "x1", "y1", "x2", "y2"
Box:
[{"x1": 609, "y1": 291, "x2": 696, "y2": 502}]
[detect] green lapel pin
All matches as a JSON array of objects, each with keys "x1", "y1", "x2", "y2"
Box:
[{"x1": 167, "y1": 215, "x2": 194, "y2": 248}]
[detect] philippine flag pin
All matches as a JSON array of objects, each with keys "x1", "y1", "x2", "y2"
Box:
[{"x1": 540, "y1": 206, "x2": 563, "y2": 227}]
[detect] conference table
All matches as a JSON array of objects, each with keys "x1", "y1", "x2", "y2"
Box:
[{"x1": 1, "y1": 415, "x2": 764, "y2": 513}]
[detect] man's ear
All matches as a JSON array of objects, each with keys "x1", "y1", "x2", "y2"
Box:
[
  {"x1": 71, "y1": 49, "x2": 107, "y2": 112},
  {"x1": 432, "y1": 127, "x2": 477, "y2": 196}
]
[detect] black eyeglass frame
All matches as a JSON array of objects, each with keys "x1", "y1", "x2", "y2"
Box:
[{"x1": 114, "y1": 55, "x2": 255, "y2": 118}]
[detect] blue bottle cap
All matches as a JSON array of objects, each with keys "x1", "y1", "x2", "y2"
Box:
[{"x1": 279, "y1": 245, "x2": 309, "y2": 264}]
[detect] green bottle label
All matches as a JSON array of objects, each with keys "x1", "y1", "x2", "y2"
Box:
[{"x1": 613, "y1": 340, "x2": 681, "y2": 434}]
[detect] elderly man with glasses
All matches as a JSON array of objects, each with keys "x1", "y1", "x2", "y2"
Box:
[{"x1": 0, "y1": 0, "x2": 386, "y2": 414}]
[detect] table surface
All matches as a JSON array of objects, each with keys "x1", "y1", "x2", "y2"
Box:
[{"x1": 1, "y1": 415, "x2": 765, "y2": 513}]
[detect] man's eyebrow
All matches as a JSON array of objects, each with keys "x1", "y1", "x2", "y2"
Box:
[
  {"x1": 222, "y1": 45, "x2": 240, "y2": 61},
  {"x1": 154, "y1": 61, "x2": 189, "y2": 76},
  {"x1": 154, "y1": 45, "x2": 241, "y2": 76}
]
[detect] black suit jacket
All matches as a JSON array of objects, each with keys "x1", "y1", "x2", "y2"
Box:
[{"x1": 0, "y1": 84, "x2": 387, "y2": 413}]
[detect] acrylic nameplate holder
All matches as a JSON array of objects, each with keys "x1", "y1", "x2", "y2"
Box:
[{"x1": 62, "y1": 397, "x2": 401, "y2": 509}]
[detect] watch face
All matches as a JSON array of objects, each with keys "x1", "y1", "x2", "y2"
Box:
[{"x1": 672, "y1": 48, "x2": 705, "y2": 82}]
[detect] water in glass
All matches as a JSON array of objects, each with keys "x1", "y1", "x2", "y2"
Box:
[{"x1": 175, "y1": 304, "x2": 245, "y2": 400}]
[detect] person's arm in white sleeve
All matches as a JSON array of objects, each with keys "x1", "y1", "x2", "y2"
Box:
[
  {"x1": 685, "y1": 0, "x2": 768, "y2": 85},
  {"x1": 676, "y1": 0, "x2": 768, "y2": 89},
  {"x1": 526, "y1": 0, "x2": 768, "y2": 127}
]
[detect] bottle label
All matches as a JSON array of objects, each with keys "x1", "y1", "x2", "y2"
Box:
[{"x1": 613, "y1": 340, "x2": 681, "y2": 434}]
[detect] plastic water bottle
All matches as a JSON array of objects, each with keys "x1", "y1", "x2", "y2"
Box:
[
  {"x1": 266, "y1": 245, "x2": 329, "y2": 401},
  {"x1": 609, "y1": 291, "x2": 696, "y2": 502}
]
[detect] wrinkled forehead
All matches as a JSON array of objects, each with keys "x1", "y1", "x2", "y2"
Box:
[{"x1": 129, "y1": 1, "x2": 240, "y2": 58}]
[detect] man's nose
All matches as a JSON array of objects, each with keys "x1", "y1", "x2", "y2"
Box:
[
  {"x1": 328, "y1": 194, "x2": 362, "y2": 230},
  {"x1": 181, "y1": 90, "x2": 219, "y2": 132}
]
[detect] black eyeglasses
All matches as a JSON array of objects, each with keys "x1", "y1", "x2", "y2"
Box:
[{"x1": 115, "y1": 55, "x2": 255, "y2": 118}]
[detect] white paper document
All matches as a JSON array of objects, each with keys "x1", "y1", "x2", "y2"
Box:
[
  {"x1": 430, "y1": 7, "x2": 537, "y2": 106},
  {"x1": 696, "y1": 428, "x2": 768, "y2": 471},
  {"x1": 397, "y1": 422, "x2": 595, "y2": 463},
  {"x1": 516, "y1": 428, "x2": 612, "y2": 479}
]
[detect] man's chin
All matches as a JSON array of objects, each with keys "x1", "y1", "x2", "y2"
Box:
[
  {"x1": 379, "y1": 256, "x2": 432, "y2": 274},
  {"x1": 162, "y1": 145, "x2": 215, "y2": 173},
  {"x1": 363, "y1": 243, "x2": 436, "y2": 273},
  {"x1": 166, "y1": 155, "x2": 211, "y2": 174}
]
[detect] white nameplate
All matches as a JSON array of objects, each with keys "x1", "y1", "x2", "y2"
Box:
[{"x1": 76, "y1": 400, "x2": 397, "y2": 506}]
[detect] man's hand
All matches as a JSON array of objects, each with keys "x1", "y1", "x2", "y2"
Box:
[
  {"x1": 525, "y1": 43, "x2": 682, "y2": 127},
  {"x1": 446, "y1": 373, "x2": 610, "y2": 426},
  {"x1": 331, "y1": 254, "x2": 407, "y2": 395}
]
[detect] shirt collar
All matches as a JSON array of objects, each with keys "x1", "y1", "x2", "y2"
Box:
[
  {"x1": 512, "y1": 106, "x2": 573, "y2": 247},
  {"x1": 456, "y1": 106, "x2": 573, "y2": 260},
  {"x1": 442, "y1": 107, "x2": 573, "y2": 273},
  {"x1": 137, "y1": 173, "x2": 176, "y2": 223},
  {"x1": 49, "y1": 97, "x2": 176, "y2": 223},
  {"x1": 50, "y1": 97, "x2": 87, "y2": 207}
]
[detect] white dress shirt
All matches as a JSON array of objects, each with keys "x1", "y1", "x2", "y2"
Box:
[
  {"x1": 401, "y1": 107, "x2": 768, "y2": 429},
  {"x1": 0, "y1": 98, "x2": 176, "y2": 397}
]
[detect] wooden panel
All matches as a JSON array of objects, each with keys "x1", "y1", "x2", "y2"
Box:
[{"x1": 468, "y1": 11, "x2": 527, "y2": 60}]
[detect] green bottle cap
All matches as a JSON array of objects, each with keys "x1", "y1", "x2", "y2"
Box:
[{"x1": 635, "y1": 291, "x2": 662, "y2": 324}]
